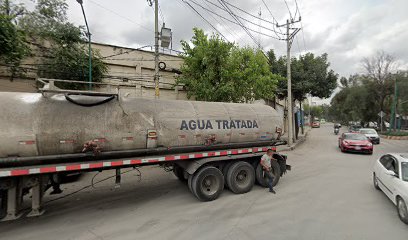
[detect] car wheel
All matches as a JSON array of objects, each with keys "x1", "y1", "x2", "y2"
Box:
[
  {"x1": 397, "y1": 197, "x2": 408, "y2": 224},
  {"x1": 373, "y1": 173, "x2": 380, "y2": 190}
]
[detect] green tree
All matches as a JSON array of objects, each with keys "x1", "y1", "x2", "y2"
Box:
[
  {"x1": 19, "y1": 0, "x2": 107, "y2": 89},
  {"x1": 268, "y1": 50, "x2": 338, "y2": 101},
  {"x1": 177, "y1": 28, "x2": 281, "y2": 102},
  {"x1": 0, "y1": 0, "x2": 30, "y2": 80}
]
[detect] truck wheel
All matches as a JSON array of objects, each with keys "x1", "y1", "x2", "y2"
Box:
[
  {"x1": 397, "y1": 197, "x2": 408, "y2": 224},
  {"x1": 255, "y1": 161, "x2": 281, "y2": 188},
  {"x1": 226, "y1": 161, "x2": 255, "y2": 194},
  {"x1": 0, "y1": 190, "x2": 6, "y2": 219},
  {"x1": 191, "y1": 166, "x2": 224, "y2": 202},
  {"x1": 222, "y1": 162, "x2": 234, "y2": 188},
  {"x1": 173, "y1": 164, "x2": 187, "y2": 182},
  {"x1": 187, "y1": 174, "x2": 197, "y2": 197}
]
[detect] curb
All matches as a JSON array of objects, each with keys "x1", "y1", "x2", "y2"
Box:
[
  {"x1": 278, "y1": 129, "x2": 310, "y2": 152},
  {"x1": 379, "y1": 135, "x2": 408, "y2": 140}
]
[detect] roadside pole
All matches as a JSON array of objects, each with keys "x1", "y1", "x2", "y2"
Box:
[
  {"x1": 277, "y1": 18, "x2": 301, "y2": 146},
  {"x1": 154, "y1": 0, "x2": 160, "y2": 98}
]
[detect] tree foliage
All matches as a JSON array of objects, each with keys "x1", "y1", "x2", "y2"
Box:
[
  {"x1": 177, "y1": 28, "x2": 282, "y2": 102},
  {"x1": 267, "y1": 50, "x2": 338, "y2": 101},
  {"x1": 0, "y1": 0, "x2": 30, "y2": 79},
  {"x1": 1, "y1": 0, "x2": 107, "y2": 89},
  {"x1": 329, "y1": 52, "x2": 406, "y2": 126}
]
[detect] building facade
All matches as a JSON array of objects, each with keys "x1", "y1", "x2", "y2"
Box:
[{"x1": 0, "y1": 42, "x2": 188, "y2": 100}]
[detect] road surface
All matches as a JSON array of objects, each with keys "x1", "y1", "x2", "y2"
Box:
[{"x1": 1, "y1": 124, "x2": 407, "y2": 240}]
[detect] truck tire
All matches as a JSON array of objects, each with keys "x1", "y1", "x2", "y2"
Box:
[
  {"x1": 255, "y1": 161, "x2": 281, "y2": 188},
  {"x1": 222, "y1": 162, "x2": 234, "y2": 188},
  {"x1": 191, "y1": 166, "x2": 224, "y2": 202},
  {"x1": 226, "y1": 161, "x2": 255, "y2": 194},
  {"x1": 173, "y1": 164, "x2": 187, "y2": 182},
  {"x1": 0, "y1": 190, "x2": 6, "y2": 219},
  {"x1": 187, "y1": 174, "x2": 196, "y2": 197}
]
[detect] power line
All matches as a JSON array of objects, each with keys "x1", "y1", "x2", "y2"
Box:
[
  {"x1": 204, "y1": 0, "x2": 279, "y2": 38},
  {"x1": 218, "y1": 0, "x2": 259, "y2": 46},
  {"x1": 261, "y1": 0, "x2": 285, "y2": 38},
  {"x1": 201, "y1": 0, "x2": 243, "y2": 42},
  {"x1": 203, "y1": 0, "x2": 285, "y2": 37},
  {"x1": 158, "y1": 4, "x2": 165, "y2": 23},
  {"x1": 191, "y1": 0, "x2": 281, "y2": 40},
  {"x1": 182, "y1": 0, "x2": 229, "y2": 41},
  {"x1": 88, "y1": 0, "x2": 152, "y2": 33},
  {"x1": 283, "y1": 0, "x2": 293, "y2": 21},
  {"x1": 294, "y1": 0, "x2": 299, "y2": 20}
]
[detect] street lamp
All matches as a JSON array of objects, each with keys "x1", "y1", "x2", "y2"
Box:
[{"x1": 76, "y1": 0, "x2": 92, "y2": 90}]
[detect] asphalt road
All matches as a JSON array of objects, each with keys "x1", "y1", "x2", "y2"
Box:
[{"x1": 1, "y1": 124, "x2": 407, "y2": 240}]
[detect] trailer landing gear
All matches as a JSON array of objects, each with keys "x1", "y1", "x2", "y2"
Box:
[{"x1": 0, "y1": 176, "x2": 47, "y2": 221}]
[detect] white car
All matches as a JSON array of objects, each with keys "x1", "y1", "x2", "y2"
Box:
[
  {"x1": 360, "y1": 128, "x2": 380, "y2": 144},
  {"x1": 373, "y1": 153, "x2": 408, "y2": 224}
]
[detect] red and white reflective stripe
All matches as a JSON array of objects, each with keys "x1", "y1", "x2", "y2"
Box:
[
  {"x1": 0, "y1": 146, "x2": 275, "y2": 177},
  {"x1": 19, "y1": 140, "x2": 36, "y2": 145}
]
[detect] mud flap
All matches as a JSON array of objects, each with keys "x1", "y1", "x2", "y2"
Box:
[{"x1": 273, "y1": 153, "x2": 290, "y2": 176}]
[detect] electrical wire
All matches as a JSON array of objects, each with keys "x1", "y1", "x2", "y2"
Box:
[
  {"x1": 182, "y1": 0, "x2": 229, "y2": 41},
  {"x1": 261, "y1": 0, "x2": 285, "y2": 38},
  {"x1": 101, "y1": 45, "x2": 152, "y2": 59},
  {"x1": 294, "y1": 0, "x2": 300, "y2": 20},
  {"x1": 218, "y1": 0, "x2": 260, "y2": 47},
  {"x1": 190, "y1": 0, "x2": 281, "y2": 40},
  {"x1": 88, "y1": 0, "x2": 152, "y2": 33},
  {"x1": 203, "y1": 0, "x2": 285, "y2": 37},
  {"x1": 283, "y1": 0, "x2": 293, "y2": 21},
  {"x1": 201, "y1": 0, "x2": 242, "y2": 41},
  {"x1": 45, "y1": 168, "x2": 141, "y2": 204}
]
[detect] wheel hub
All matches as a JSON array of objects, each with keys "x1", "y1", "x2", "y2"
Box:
[{"x1": 201, "y1": 175, "x2": 219, "y2": 195}]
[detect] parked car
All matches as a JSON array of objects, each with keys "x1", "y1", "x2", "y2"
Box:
[
  {"x1": 320, "y1": 119, "x2": 326, "y2": 124},
  {"x1": 359, "y1": 128, "x2": 380, "y2": 144},
  {"x1": 312, "y1": 121, "x2": 320, "y2": 128},
  {"x1": 373, "y1": 153, "x2": 408, "y2": 224},
  {"x1": 349, "y1": 125, "x2": 362, "y2": 133},
  {"x1": 338, "y1": 132, "x2": 373, "y2": 154}
]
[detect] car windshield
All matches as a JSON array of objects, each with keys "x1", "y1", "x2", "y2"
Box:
[
  {"x1": 402, "y1": 162, "x2": 408, "y2": 182},
  {"x1": 344, "y1": 134, "x2": 367, "y2": 140},
  {"x1": 360, "y1": 129, "x2": 376, "y2": 134}
]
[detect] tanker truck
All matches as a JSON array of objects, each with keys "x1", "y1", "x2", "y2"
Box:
[{"x1": 0, "y1": 90, "x2": 289, "y2": 221}]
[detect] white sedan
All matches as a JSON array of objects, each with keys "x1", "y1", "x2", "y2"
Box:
[{"x1": 373, "y1": 153, "x2": 408, "y2": 224}]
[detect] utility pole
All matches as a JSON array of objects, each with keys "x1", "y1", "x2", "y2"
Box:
[
  {"x1": 277, "y1": 18, "x2": 301, "y2": 146},
  {"x1": 154, "y1": 0, "x2": 160, "y2": 98},
  {"x1": 76, "y1": 0, "x2": 92, "y2": 90}
]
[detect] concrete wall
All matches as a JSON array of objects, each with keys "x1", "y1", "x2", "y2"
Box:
[{"x1": 0, "y1": 42, "x2": 189, "y2": 100}]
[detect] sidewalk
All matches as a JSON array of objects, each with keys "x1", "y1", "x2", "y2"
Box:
[{"x1": 277, "y1": 126, "x2": 311, "y2": 152}]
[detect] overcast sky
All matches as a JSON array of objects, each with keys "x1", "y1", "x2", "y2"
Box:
[{"x1": 20, "y1": 0, "x2": 408, "y2": 103}]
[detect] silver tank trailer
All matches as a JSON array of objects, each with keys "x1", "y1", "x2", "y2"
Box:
[{"x1": 0, "y1": 92, "x2": 283, "y2": 158}]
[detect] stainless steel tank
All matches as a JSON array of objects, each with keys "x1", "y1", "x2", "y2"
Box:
[{"x1": 0, "y1": 92, "x2": 283, "y2": 158}]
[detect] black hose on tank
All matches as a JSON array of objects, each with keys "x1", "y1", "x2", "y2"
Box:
[{"x1": 65, "y1": 94, "x2": 116, "y2": 107}]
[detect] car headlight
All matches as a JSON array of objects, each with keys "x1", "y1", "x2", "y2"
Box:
[{"x1": 367, "y1": 143, "x2": 373, "y2": 147}]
